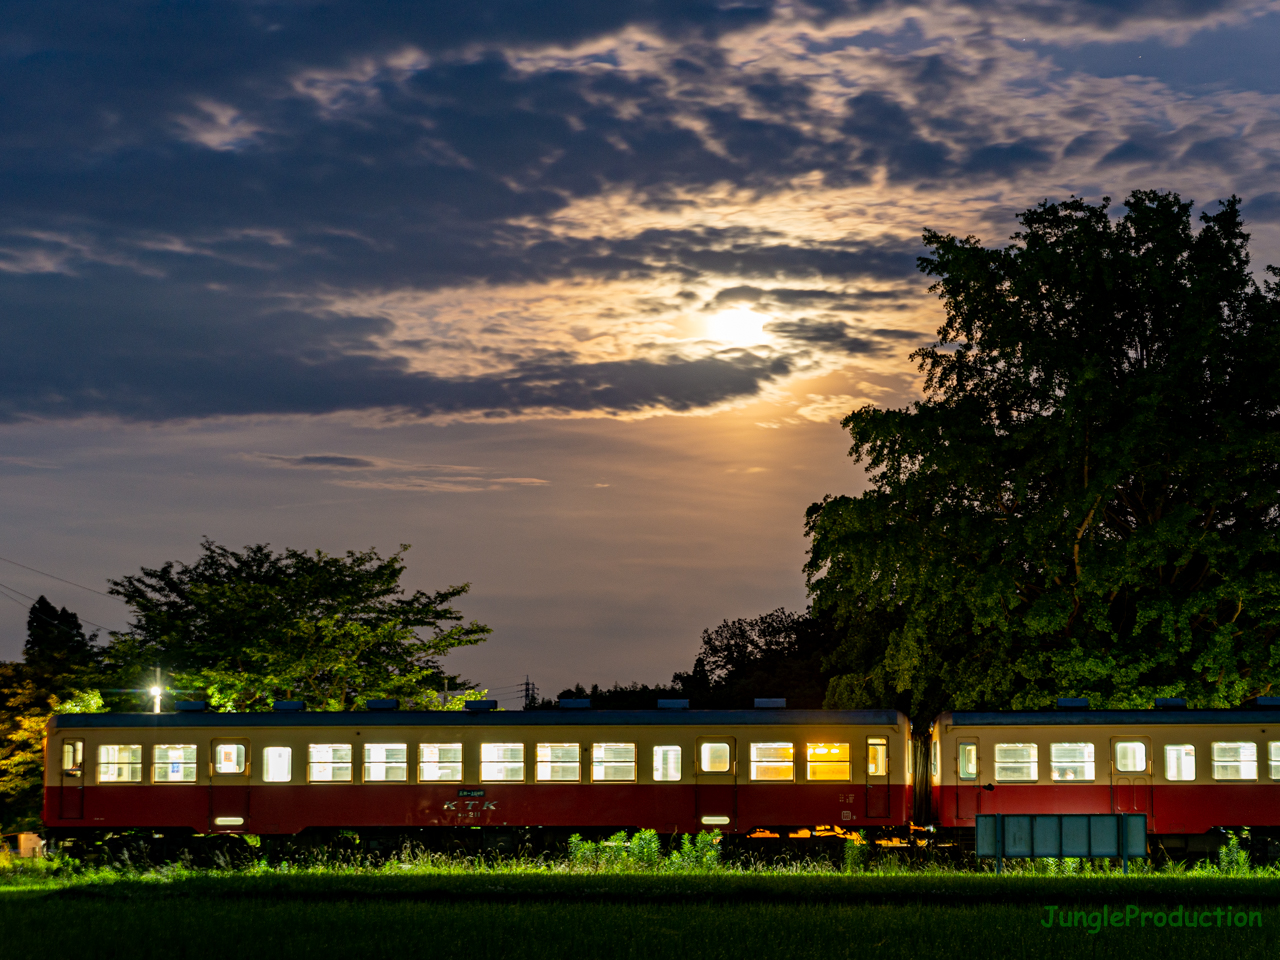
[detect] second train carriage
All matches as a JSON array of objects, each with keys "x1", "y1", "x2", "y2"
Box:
[
  {"x1": 43, "y1": 705, "x2": 913, "y2": 841},
  {"x1": 930, "y1": 705, "x2": 1280, "y2": 848}
]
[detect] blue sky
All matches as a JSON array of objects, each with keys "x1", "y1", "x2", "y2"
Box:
[{"x1": 1, "y1": 0, "x2": 1277, "y2": 701}]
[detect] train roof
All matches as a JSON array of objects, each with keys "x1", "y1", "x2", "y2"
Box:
[
  {"x1": 945, "y1": 709, "x2": 1280, "y2": 727},
  {"x1": 50, "y1": 708, "x2": 905, "y2": 729}
]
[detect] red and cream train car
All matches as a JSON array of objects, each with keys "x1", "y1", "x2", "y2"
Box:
[
  {"x1": 930, "y1": 707, "x2": 1280, "y2": 846},
  {"x1": 44, "y1": 706, "x2": 912, "y2": 840}
]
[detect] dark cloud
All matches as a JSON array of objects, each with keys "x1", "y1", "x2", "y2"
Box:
[
  {"x1": 258, "y1": 454, "x2": 380, "y2": 469},
  {"x1": 767, "y1": 318, "x2": 884, "y2": 355},
  {"x1": 1244, "y1": 192, "x2": 1280, "y2": 223}
]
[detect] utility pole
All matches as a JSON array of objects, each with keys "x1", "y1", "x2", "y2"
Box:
[{"x1": 522, "y1": 676, "x2": 537, "y2": 709}]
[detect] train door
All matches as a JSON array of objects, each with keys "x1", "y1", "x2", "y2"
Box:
[
  {"x1": 955, "y1": 739, "x2": 979, "y2": 820},
  {"x1": 695, "y1": 736, "x2": 736, "y2": 831},
  {"x1": 866, "y1": 736, "x2": 890, "y2": 819},
  {"x1": 210, "y1": 739, "x2": 251, "y2": 831},
  {"x1": 59, "y1": 739, "x2": 85, "y2": 819},
  {"x1": 1111, "y1": 736, "x2": 1152, "y2": 816}
]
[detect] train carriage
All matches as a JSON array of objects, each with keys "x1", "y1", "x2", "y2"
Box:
[
  {"x1": 44, "y1": 704, "x2": 912, "y2": 842},
  {"x1": 930, "y1": 704, "x2": 1280, "y2": 847}
]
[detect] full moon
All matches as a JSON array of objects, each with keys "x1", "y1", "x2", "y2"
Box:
[{"x1": 704, "y1": 307, "x2": 771, "y2": 346}]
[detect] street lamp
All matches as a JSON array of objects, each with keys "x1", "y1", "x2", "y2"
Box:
[{"x1": 150, "y1": 686, "x2": 162, "y2": 714}]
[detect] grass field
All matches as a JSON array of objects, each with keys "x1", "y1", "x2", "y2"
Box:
[{"x1": 4, "y1": 866, "x2": 1280, "y2": 959}]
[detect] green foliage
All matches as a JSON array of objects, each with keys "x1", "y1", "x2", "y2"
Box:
[
  {"x1": 106, "y1": 539, "x2": 491, "y2": 711},
  {"x1": 1217, "y1": 830, "x2": 1251, "y2": 875},
  {"x1": 808, "y1": 191, "x2": 1280, "y2": 714},
  {"x1": 563, "y1": 830, "x2": 719, "y2": 873},
  {"x1": 842, "y1": 832, "x2": 870, "y2": 873}
]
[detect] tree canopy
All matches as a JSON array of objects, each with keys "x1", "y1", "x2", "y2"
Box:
[
  {"x1": 806, "y1": 191, "x2": 1280, "y2": 715},
  {"x1": 107, "y1": 539, "x2": 491, "y2": 711}
]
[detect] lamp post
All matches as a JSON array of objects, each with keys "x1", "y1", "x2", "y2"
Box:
[{"x1": 151, "y1": 665, "x2": 162, "y2": 714}]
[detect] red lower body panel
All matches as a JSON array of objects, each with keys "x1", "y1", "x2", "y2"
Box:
[{"x1": 45, "y1": 783, "x2": 911, "y2": 835}]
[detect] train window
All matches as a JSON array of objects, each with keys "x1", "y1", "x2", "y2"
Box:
[
  {"x1": 994, "y1": 743, "x2": 1037, "y2": 781},
  {"x1": 700, "y1": 742, "x2": 731, "y2": 773},
  {"x1": 930, "y1": 741, "x2": 938, "y2": 779},
  {"x1": 1211, "y1": 742, "x2": 1257, "y2": 780},
  {"x1": 61, "y1": 740, "x2": 84, "y2": 778},
  {"x1": 481, "y1": 743, "x2": 525, "y2": 781},
  {"x1": 263, "y1": 747, "x2": 292, "y2": 782},
  {"x1": 751, "y1": 743, "x2": 795, "y2": 781},
  {"x1": 958, "y1": 742, "x2": 977, "y2": 780},
  {"x1": 214, "y1": 743, "x2": 247, "y2": 775},
  {"x1": 364, "y1": 743, "x2": 408, "y2": 782},
  {"x1": 1049, "y1": 742, "x2": 1094, "y2": 781},
  {"x1": 536, "y1": 743, "x2": 581, "y2": 781},
  {"x1": 308, "y1": 744, "x2": 353, "y2": 782},
  {"x1": 1114, "y1": 741, "x2": 1146, "y2": 773},
  {"x1": 867, "y1": 738, "x2": 888, "y2": 777},
  {"x1": 153, "y1": 744, "x2": 197, "y2": 782},
  {"x1": 420, "y1": 744, "x2": 463, "y2": 782},
  {"x1": 97, "y1": 744, "x2": 142, "y2": 783},
  {"x1": 1270, "y1": 742, "x2": 1280, "y2": 780},
  {"x1": 593, "y1": 743, "x2": 637, "y2": 781},
  {"x1": 806, "y1": 743, "x2": 850, "y2": 781},
  {"x1": 653, "y1": 745, "x2": 682, "y2": 781},
  {"x1": 1164, "y1": 744, "x2": 1195, "y2": 781}
]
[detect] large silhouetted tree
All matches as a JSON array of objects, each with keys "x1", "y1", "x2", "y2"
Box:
[{"x1": 807, "y1": 191, "x2": 1280, "y2": 714}]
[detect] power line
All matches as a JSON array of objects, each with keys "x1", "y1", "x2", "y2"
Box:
[
  {"x1": 0, "y1": 555, "x2": 122, "y2": 601},
  {"x1": 0, "y1": 578, "x2": 115, "y2": 634}
]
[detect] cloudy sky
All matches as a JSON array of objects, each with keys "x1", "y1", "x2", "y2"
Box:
[{"x1": 2, "y1": 0, "x2": 1278, "y2": 703}]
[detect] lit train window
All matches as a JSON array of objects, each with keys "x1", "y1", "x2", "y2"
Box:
[
  {"x1": 1114, "y1": 742, "x2": 1146, "y2": 773},
  {"x1": 1212, "y1": 742, "x2": 1257, "y2": 780},
  {"x1": 1049, "y1": 742, "x2": 1094, "y2": 781},
  {"x1": 751, "y1": 743, "x2": 794, "y2": 781},
  {"x1": 958, "y1": 742, "x2": 977, "y2": 780},
  {"x1": 536, "y1": 743, "x2": 581, "y2": 781},
  {"x1": 481, "y1": 743, "x2": 525, "y2": 781},
  {"x1": 700, "y1": 742, "x2": 731, "y2": 773},
  {"x1": 153, "y1": 744, "x2": 197, "y2": 783},
  {"x1": 62, "y1": 740, "x2": 84, "y2": 778},
  {"x1": 308, "y1": 744, "x2": 353, "y2": 782},
  {"x1": 593, "y1": 743, "x2": 637, "y2": 781},
  {"x1": 930, "y1": 741, "x2": 938, "y2": 779},
  {"x1": 806, "y1": 743, "x2": 850, "y2": 781},
  {"x1": 866, "y1": 739, "x2": 888, "y2": 777},
  {"x1": 263, "y1": 747, "x2": 292, "y2": 782},
  {"x1": 214, "y1": 743, "x2": 246, "y2": 774},
  {"x1": 1164, "y1": 744, "x2": 1195, "y2": 781},
  {"x1": 653, "y1": 746, "x2": 682, "y2": 781},
  {"x1": 994, "y1": 743, "x2": 1037, "y2": 781},
  {"x1": 97, "y1": 744, "x2": 142, "y2": 783},
  {"x1": 365, "y1": 743, "x2": 408, "y2": 782},
  {"x1": 420, "y1": 744, "x2": 463, "y2": 782},
  {"x1": 1271, "y1": 743, "x2": 1280, "y2": 780}
]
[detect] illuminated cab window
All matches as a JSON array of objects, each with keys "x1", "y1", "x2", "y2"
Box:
[
  {"x1": 481, "y1": 743, "x2": 525, "y2": 781},
  {"x1": 1114, "y1": 741, "x2": 1146, "y2": 773},
  {"x1": 958, "y1": 742, "x2": 978, "y2": 780},
  {"x1": 930, "y1": 741, "x2": 939, "y2": 779},
  {"x1": 653, "y1": 745, "x2": 682, "y2": 781},
  {"x1": 700, "y1": 742, "x2": 731, "y2": 773},
  {"x1": 263, "y1": 747, "x2": 292, "y2": 782},
  {"x1": 994, "y1": 743, "x2": 1037, "y2": 781},
  {"x1": 1271, "y1": 742, "x2": 1280, "y2": 780},
  {"x1": 867, "y1": 738, "x2": 888, "y2": 777},
  {"x1": 751, "y1": 743, "x2": 794, "y2": 781},
  {"x1": 153, "y1": 744, "x2": 197, "y2": 783},
  {"x1": 1049, "y1": 742, "x2": 1094, "y2": 781},
  {"x1": 62, "y1": 740, "x2": 84, "y2": 778},
  {"x1": 97, "y1": 744, "x2": 142, "y2": 783},
  {"x1": 214, "y1": 743, "x2": 247, "y2": 774},
  {"x1": 308, "y1": 744, "x2": 353, "y2": 782},
  {"x1": 806, "y1": 743, "x2": 850, "y2": 781},
  {"x1": 420, "y1": 744, "x2": 463, "y2": 782},
  {"x1": 536, "y1": 743, "x2": 580, "y2": 781},
  {"x1": 1165, "y1": 744, "x2": 1195, "y2": 781},
  {"x1": 364, "y1": 743, "x2": 407, "y2": 782},
  {"x1": 1212, "y1": 742, "x2": 1257, "y2": 780},
  {"x1": 592, "y1": 743, "x2": 637, "y2": 781}
]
